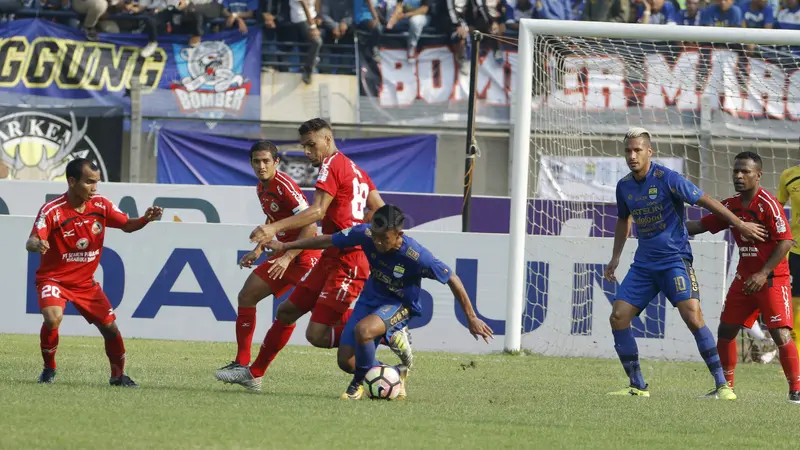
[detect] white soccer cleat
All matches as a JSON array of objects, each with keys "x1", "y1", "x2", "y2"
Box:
[
  {"x1": 215, "y1": 366, "x2": 262, "y2": 392},
  {"x1": 388, "y1": 327, "x2": 414, "y2": 370}
]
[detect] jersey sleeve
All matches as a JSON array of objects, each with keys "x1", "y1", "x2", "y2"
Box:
[
  {"x1": 778, "y1": 170, "x2": 790, "y2": 205},
  {"x1": 315, "y1": 156, "x2": 339, "y2": 198},
  {"x1": 280, "y1": 176, "x2": 310, "y2": 215},
  {"x1": 418, "y1": 247, "x2": 452, "y2": 284},
  {"x1": 700, "y1": 213, "x2": 727, "y2": 234},
  {"x1": 31, "y1": 206, "x2": 53, "y2": 240},
  {"x1": 765, "y1": 199, "x2": 793, "y2": 241},
  {"x1": 331, "y1": 224, "x2": 370, "y2": 249},
  {"x1": 105, "y1": 199, "x2": 129, "y2": 229},
  {"x1": 615, "y1": 183, "x2": 630, "y2": 219},
  {"x1": 666, "y1": 171, "x2": 703, "y2": 205}
]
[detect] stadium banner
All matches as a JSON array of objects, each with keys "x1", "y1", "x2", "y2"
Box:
[
  {"x1": 0, "y1": 19, "x2": 260, "y2": 131},
  {"x1": 0, "y1": 215, "x2": 728, "y2": 359},
  {"x1": 359, "y1": 37, "x2": 800, "y2": 138},
  {"x1": 0, "y1": 107, "x2": 124, "y2": 182},
  {"x1": 156, "y1": 128, "x2": 437, "y2": 193},
  {"x1": 536, "y1": 156, "x2": 684, "y2": 202}
]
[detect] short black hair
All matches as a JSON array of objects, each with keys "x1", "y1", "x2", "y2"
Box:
[
  {"x1": 372, "y1": 204, "x2": 404, "y2": 231},
  {"x1": 298, "y1": 118, "x2": 332, "y2": 136},
  {"x1": 250, "y1": 140, "x2": 279, "y2": 161},
  {"x1": 65, "y1": 158, "x2": 98, "y2": 181},
  {"x1": 734, "y1": 151, "x2": 762, "y2": 170}
]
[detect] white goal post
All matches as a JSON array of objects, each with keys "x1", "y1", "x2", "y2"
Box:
[{"x1": 506, "y1": 19, "x2": 800, "y2": 356}]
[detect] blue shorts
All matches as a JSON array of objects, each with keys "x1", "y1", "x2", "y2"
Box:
[
  {"x1": 339, "y1": 298, "x2": 411, "y2": 348},
  {"x1": 615, "y1": 259, "x2": 700, "y2": 310}
]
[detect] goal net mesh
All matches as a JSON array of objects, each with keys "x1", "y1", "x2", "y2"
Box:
[{"x1": 505, "y1": 32, "x2": 797, "y2": 361}]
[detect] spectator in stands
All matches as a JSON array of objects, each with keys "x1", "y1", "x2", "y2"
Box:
[
  {"x1": 183, "y1": 0, "x2": 225, "y2": 45},
  {"x1": 570, "y1": 0, "x2": 584, "y2": 19},
  {"x1": 504, "y1": 0, "x2": 533, "y2": 30},
  {"x1": 108, "y1": 0, "x2": 158, "y2": 57},
  {"x1": 531, "y1": 0, "x2": 571, "y2": 20},
  {"x1": 385, "y1": 0, "x2": 431, "y2": 61},
  {"x1": 72, "y1": 0, "x2": 109, "y2": 40},
  {"x1": 222, "y1": 0, "x2": 256, "y2": 33},
  {"x1": 321, "y1": 0, "x2": 353, "y2": 44},
  {"x1": 635, "y1": 0, "x2": 676, "y2": 23},
  {"x1": 470, "y1": 0, "x2": 504, "y2": 36},
  {"x1": 675, "y1": 0, "x2": 702, "y2": 25},
  {"x1": 23, "y1": 0, "x2": 81, "y2": 28},
  {"x1": 741, "y1": 0, "x2": 774, "y2": 28},
  {"x1": 285, "y1": 0, "x2": 322, "y2": 83},
  {"x1": 777, "y1": 0, "x2": 800, "y2": 30},
  {"x1": 582, "y1": 0, "x2": 630, "y2": 22},
  {"x1": 431, "y1": 0, "x2": 469, "y2": 73},
  {"x1": 354, "y1": 0, "x2": 400, "y2": 62},
  {"x1": 701, "y1": 0, "x2": 742, "y2": 26}
]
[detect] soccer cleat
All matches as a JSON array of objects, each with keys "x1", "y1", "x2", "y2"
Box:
[
  {"x1": 395, "y1": 364, "x2": 408, "y2": 400},
  {"x1": 110, "y1": 374, "x2": 140, "y2": 388},
  {"x1": 698, "y1": 384, "x2": 736, "y2": 400},
  {"x1": 388, "y1": 327, "x2": 414, "y2": 370},
  {"x1": 607, "y1": 385, "x2": 650, "y2": 397},
  {"x1": 217, "y1": 361, "x2": 246, "y2": 372},
  {"x1": 340, "y1": 383, "x2": 364, "y2": 400},
  {"x1": 38, "y1": 368, "x2": 56, "y2": 384},
  {"x1": 789, "y1": 391, "x2": 800, "y2": 404},
  {"x1": 215, "y1": 366, "x2": 262, "y2": 392}
]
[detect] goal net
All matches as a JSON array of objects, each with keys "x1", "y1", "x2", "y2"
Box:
[{"x1": 504, "y1": 20, "x2": 799, "y2": 361}]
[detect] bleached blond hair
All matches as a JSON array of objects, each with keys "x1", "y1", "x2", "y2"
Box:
[{"x1": 623, "y1": 127, "x2": 652, "y2": 146}]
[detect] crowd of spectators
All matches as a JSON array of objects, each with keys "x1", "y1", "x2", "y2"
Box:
[{"x1": 1, "y1": 0, "x2": 799, "y2": 80}]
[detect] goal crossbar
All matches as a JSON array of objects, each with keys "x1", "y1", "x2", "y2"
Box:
[{"x1": 505, "y1": 18, "x2": 800, "y2": 352}]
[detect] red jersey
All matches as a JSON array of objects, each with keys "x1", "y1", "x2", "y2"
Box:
[
  {"x1": 701, "y1": 188, "x2": 793, "y2": 281},
  {"x1": 258, "y1": 171, "x2": 311, "y2": 243},
  {"x1": 315, "y1": 151, "x2": 376, "y2": 236},
  {"x1": 31, "y1": 194, "x2": 129, "y2": 287}
]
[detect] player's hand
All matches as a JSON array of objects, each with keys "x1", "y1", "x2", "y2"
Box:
[
  {"x1": 143, "y1": 206, "x2": 163, "y2": 222},
  {"x1": 267, "y1": 254, "x2": 293, "y2": 280},
  {"x1": 250, "y1": 224, "x2": 277, "y2": 245},
  {"x1": 743, "y1": 271, "x2": 768, "y2": 295},
  {"x1": 36, "y1": 239, "x2": 50, "y2": 254},
  {"x1": 263, "y1": 240, "x2": 286, "y2": 253},
  {"x1": 239, "y1": 250, "x2": 261, "y2": 269},
  {"x1": 467, "y1": 316, "x2": 494, "y2": 344},
  {"x1": 736, "y1": 221, "x2": 767, "y2": 243},
  {"x1": 604, "y1": 258, "x2": 619, "y2": 283}
]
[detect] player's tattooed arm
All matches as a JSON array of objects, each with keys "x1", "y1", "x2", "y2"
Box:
[
  {"x1": 264, "y1": 235, "x2": 334, "y2": 253},
  {"x1": 250, "y1": 190, "x2": 333, "y2": 244},
  {"x1": 685, "y1": 220, "x2": 707, "y2": 236},
  {"x1": 696, "y1": 194, "x2": 767, "y2": 242},
  {"x1": 25, "y1": 235, "x2": 49, "y2": 254},
  {"x1": 447, "y1": 274, "x2": 494, "y2": 343},
  {"x1": 604, "y1": 215, "x2": 632, "y2": 283}
]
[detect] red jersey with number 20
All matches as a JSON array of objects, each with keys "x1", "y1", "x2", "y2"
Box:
[
  {"x1": 31, "y1": 194, "x2": 129, "y2": 288},
  {"x1": 700, "y1": 188, "x2": 792, "y2": 281},
  {"x1": 315, "y1": 152, "x2": 376, "y2": 250},
  {"x1": 257, "y1": 171, "x2": 311, "y2": 243}
]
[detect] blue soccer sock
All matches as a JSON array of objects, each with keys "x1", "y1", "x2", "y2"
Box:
[
  {"x1": 352, "y1": 339, "x2": 380, "y2": 386},
  {"x1": 693, "y1": 326, "x2": 727, "y2": 387},
  {"x1": 613, "y1": 328, "x2": 646, "y2": 389}
]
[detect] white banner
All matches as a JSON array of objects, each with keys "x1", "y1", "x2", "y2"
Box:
[
  {"x1": 536, "y1": 156, "x2": 685, "y2": 202},
  {"x1": 0, "y1": 215, "x2": 727, "y2": 360}
]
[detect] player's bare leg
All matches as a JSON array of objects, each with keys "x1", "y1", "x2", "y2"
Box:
[
  {"x1": 96, "y1": 320, "x2": 138, "y2": 388},
  {"x1": 216, "y1": 300, "x2": 306, "y2": 391},
  {"x1": 677, "y1": 299, "x2": 735, "y2": 399},
  {"x1": 340, "y1": 314, "x2": 407, "y2": 400},
  {"x1": 38, "y1": 306, "x2": 62, "y2": 384},
  {"x1": 767, "y1": 327, "x2": 800, "y2": 403},
  {"x1": 218, "y1": 273, "x2": 274, "y2": 371},
  {"x1": 607, "y1": 300, "x2": 649, "y2": 396}
]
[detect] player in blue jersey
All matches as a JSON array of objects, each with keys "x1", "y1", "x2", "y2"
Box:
[
  {"x1": 265, "y1": 204, "x2": 494, "y2": 400},
  {"x1": 604, "y1": 127, "x2": 768, "y2": 399}
]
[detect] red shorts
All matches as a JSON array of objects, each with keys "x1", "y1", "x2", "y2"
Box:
[
  {"x1": 288, "y1": 250, "x2": 370, "y2": 326},
  {"x1": 253, "y1": 250, "x2": 321, "y2": 297},
  {"x1": 721, "y1": 277, "x2": 793, "y2": 329},
  {"x1": 37, "y1": 280, "x2": 115, "y2": 325}
]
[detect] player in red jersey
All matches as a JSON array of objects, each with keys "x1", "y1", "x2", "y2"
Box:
[
  {"x1": 687, "y1": 151, "x2": 800, "y2": 403},
  {"x1": 26, "y1": 158, "x2": 162, "y2": 387},
  {"x1": 216, "y1": 141, "x2": 321, "y2": 373},
  {"x1": 216, "y1": 118, "x2": 414, "y2": 392}
]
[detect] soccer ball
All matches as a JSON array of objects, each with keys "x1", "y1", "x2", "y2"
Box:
[{"x1": 363, "y1": 365, "x2": 402, "y2": 400}]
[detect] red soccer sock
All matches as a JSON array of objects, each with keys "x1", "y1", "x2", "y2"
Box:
[
  {"x1": 40, "y1": 324, "x2": 59, "y2": 370},
  {"x1": 332, "y1": 309, "x2": 354, "y2": 348},
  {"x1": 104, "y1": 332, "x2": 127, "y2": 378},
  {"x1": 717, "y1": 337, "x2": 737, "y2": 388},
  {"x1": 235, "y1": 307, "x2": 257, "y2": 365},
  {"x1": 250, "y1": 320, "x2": 296, "y2": 378},
  {"x1": 778, "y1": 340, "x2": 800, "y2": 392}
]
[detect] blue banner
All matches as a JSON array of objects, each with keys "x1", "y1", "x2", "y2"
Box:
[
  {"x1": 0, "y1": 19, "x2": 260, "y2": 130},
  {"x1": 157, "y1": 128, "x2": 437, "y2": 193}
]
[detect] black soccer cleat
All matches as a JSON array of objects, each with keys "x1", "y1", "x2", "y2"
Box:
[
  {"x1": 110, "y1": 374, "x2": 140, "y2": 388},
  {"x1": 38, "y1": 368, "x2": 56, "y2": 384},
  {"x1": 789, "y1": 391, "x2": 800, "y2": 404}
]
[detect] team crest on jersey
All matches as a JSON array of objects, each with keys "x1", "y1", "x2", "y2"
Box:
[
  {"x1": 405, "y1": 247, "x2": 420, "y2": 261},
  {"x1": 627, "y1": 194, "x2": 632, "y2": 201},
  {"x1": 92, "y1": 221, "x2": 103, "y2": 235},
  {"x1": 364, "y1": 228, "x2": 372, "y2": 237},
  {"x1": 392, "y1": 265, "x2": 405, "y2": 279},
  {"x1": 648, "y1": 187, "x2": 658, "y2": 200},
  {"x1": 270, "y1": 202, "x2": 279, "y2": 212},
  {"x1": 76, "y1": 238, "x2": 89, "y2": 250},
  {"x1": 654, "y1": 169, "x2": 664, "y2": 178}
]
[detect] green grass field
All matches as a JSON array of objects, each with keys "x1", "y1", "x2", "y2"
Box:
[{"x1": 0, "y1": 333, "x2": 798, "y2": 449}]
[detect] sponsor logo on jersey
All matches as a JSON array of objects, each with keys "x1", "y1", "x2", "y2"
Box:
[
  {"x1": 405, "y1": 247, "x2": 420, "y2": 261},
  {"x1": 76, "y1": 238, "x2": 89, "y2": 250},
  {"x1": 777, "y1": 217, "x2": 787, "y2": 233},
  {"x1": 92, "y1": 221, "x2": 103, "y2": 235},
  {"x1": 648, "y1": 186, "x2": 658, "y2": 200}
]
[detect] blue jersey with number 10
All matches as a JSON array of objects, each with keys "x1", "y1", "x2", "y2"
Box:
[{"x1": 615, "y1": 163, "x2": 703, "y2": 268}]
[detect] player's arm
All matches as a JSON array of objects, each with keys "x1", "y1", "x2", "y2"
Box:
[
  {"x1": 265, "y1": 224, "x2": 368, "y2": 253},
  {"x1": 26, "y1": 209, "x2": 52, "y2": 254},
  {"x1": 447, "y1": 274, "x2": 494, "y2": 343},
  {"x1": 364, "y1": 189, "x2": 384, "y2": 223},
  {"x1": 685, "y1": 220, "x2": 707, "y2": 236},
  {"x1": 744, "y1": 239, "x2": 794, "y2": 295},
  {"x1": 696, "y1": 194, "x2": 767, "y2": 242},
  {"x1": 605, "y1": 184, "x2": 631, "y2": 282},
  {"x1": 108, "y1": 204, "x2": 162, "y2": 233},
  {"x1": 281, "y1": 223, "x2": 319, "y2": 260},
  {"x1": 777, "y1": 170, "x2": 789, "y2": 206},
  {"x1": 250, "y1": 189, "x2": 333, "y2": 243},
  {"x1": 26, "y1": 234, "x2": 49, "y2": 253}
]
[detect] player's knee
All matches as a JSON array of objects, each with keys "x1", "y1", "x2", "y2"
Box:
[
  {"x1": 679, "y1": 301, "x2": 704, "y2": 331},
  {"x1": 717, "y1": 322, "x2": 740, "y2": 341},
  {"x1": 237, "y1": 289, "x2": 261, "y2": 308},
  {"x1": 275, "y1": 301, "x2": 302, "y2": 325},
  {"x1": 608, "y1": 310, "x2": 630, "y2": 330},
  {"x1": 41, "y1": 307, "x2": 63, "y2": 329},
  {"x1": 97, "y1": 320, "x2": 119, "y2": 339},
  {"x1": 770, "y1": 327, "x2": 793, "y2": 346},
  {"x1": 353, "y1": 321, "x2": 377, "y2": 345},
  {"x1": 305, "y1": 326, "x2": 330, "y2": 348}
]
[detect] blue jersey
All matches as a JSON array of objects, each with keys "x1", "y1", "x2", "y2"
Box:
[
  {"x1": 331, "y1": 224, "x2": 452, "y2": 314},
  {"x1": 701, "y1": 4, "x2": 743, "y2": 26},
  {"x1": 742, "y1": 2, "x2": 774, "y2": 28},
  {"x1": 615, "y1": 163, "x2": 703, "y2": 268}
]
